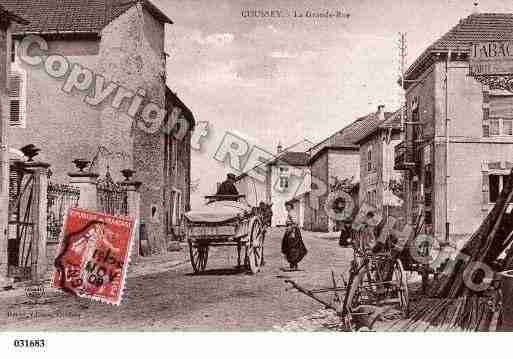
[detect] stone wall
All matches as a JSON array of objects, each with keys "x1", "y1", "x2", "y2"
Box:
[
  {"x1": 0, "y1": 23, "x2": 10, "y2": 279},
  {"x1": 9, "y1": 39, "x2": 100, "y2": 179},
  {"x1": 98, "y1": 4, "x2": 166, "y2": 252},
  {"x1": 6, "y1": 4, "x2": 170, "y2": 253}
]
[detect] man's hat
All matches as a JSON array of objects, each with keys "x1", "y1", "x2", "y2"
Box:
[{"x1": 227, "y1": 173, "x2": 237, "y2": 180}]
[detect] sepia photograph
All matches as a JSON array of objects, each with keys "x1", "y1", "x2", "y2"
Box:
[{"x1": 1, "y1": 0, "x2": 513, "y2": 356}]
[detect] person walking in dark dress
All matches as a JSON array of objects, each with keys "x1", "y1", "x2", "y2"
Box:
[{"x1": 281, "y1": 203, "x2": 307, "y2": 270}]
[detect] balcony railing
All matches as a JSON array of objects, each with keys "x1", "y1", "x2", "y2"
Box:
[{"x1": 394, "y1": 141, "x2": 416, "y2": 170}]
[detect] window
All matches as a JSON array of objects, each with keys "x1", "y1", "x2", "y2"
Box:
[
  {"x1": 279, "y1": 166, "x2": 289, "y2": 189},
  {"x1": 490, "y1": 119, "x2": 500, "y2": 136},
  {"x1": 8, "y1": 65, "x2": 26, "y2": 127},
  {"x1": 280, "y1": 177, "x2": 289, "y2": 189},
  {"x1": 367, "y1": 147, "x2": 373, "y2": 172},
  {"x1": 168, "y1": 189, "x2": 182, "y2": 228},
  {"x1": 488, "y1": 174, "x2": 513, "y2": 203},
  {"x1": 11, "y1": 39, "x2": 15, "y2": 63},
  {"x1": 488, "y1": 95, "x2": 513, "y2": 136},
  {"x1": 504, "y1": 119, "x2": 513, "y2": 135},
  {"x1": 424, "y1": 164, "x2": 432, "y2": 188},
  {"x1": 489, "y1": 118, "x2": 513, "y2": 136},
  {"x1": 174, "y1": 191, "x2": 182, "y2": 225}
]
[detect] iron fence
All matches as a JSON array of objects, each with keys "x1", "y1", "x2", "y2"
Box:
[
  {"x1": 47, "y1": 182, "x2": 80, "y2": 242},
  {"x1": 97, "y1": 171, "x2": 128, "y2": 215}
]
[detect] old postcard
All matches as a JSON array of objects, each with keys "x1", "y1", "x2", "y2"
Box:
[{"x1": 1, "y1": 0, "x2": 513, "y2": 356}]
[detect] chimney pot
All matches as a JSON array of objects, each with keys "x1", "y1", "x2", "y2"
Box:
[
  {"x1": 472, "y1": 1, "x2": 479, "y2": 14},
  {"x1": 377, "y1": 105, "x2": 385, "y2": 121}
]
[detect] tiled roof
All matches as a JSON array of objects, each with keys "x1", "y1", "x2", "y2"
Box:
[
  {"x1": 0, "y1": 3, "x2": 29, "y2": 24},
  {"x1": 308, "y1": 110, "x2": 394, "y2": 160},
  {"x1": 380, "y1": 107, "x2": 404, "y2": 128},
  {"x1": 405, "y1": 13, "x2": 513, "y2": 81},
  {"x1": 271, "y1": 151, "x2": 309, "y2": 167},
  {"x1": 1, "y1": 0, "x2": 172, "y2": 35},
  {"x1": 355, "y1": 107, "x2": 404, "y2": 144}
]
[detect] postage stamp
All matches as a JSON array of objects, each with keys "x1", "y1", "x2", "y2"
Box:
[{"x1": 52, "y1": 208, "x2": 136, "y2": 305}]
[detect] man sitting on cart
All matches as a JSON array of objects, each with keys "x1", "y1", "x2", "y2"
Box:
[
  {"x1": 208, "y1": 173, "x2": 241, "y2": 203},
  {"x1": 217, "y1": 173, "x2": 239, "y2": 196}
]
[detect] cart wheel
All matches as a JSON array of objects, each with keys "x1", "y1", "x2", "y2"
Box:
[
  {"x1": 246, "y1": 219, "x2": 264, "y2": 274},
  {"x1": 260, "y1": 228, "x2": 266, "y2": 266},
  {"x1": 392, "y1": 259, "x2": 409, "y2": 317},
  {"x1": 188, "y1": 237, "x2": 209, "y2": 273}
]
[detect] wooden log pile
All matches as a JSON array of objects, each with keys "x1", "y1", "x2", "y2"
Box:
[
  {"x1": 430, "y1": 169, "x2": 513, "y2": 298},
  {"x1": 381, "y1": 296, "x2": 498, "y2": 331},
  {"x1": 381, "y1": 170, "x2": 513, "y2": 331}
]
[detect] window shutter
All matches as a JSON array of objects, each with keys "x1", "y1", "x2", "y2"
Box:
[
  {"x1": 482, "y1": 173, "x2": 489, "y2": 204},
  {"x1": 482, "y1": 107, "x2": 490, "y2": 137},
  {"x1": 489, "y1": 96, "x2": 513, "y2": 118},
  {"x1": 8, "y1": 71, "x2": 24, "y2": 126}
]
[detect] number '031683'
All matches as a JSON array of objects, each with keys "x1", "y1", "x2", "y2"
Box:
[{"x1": 13, "y1": 339, "x2": 46, "y2": 348}]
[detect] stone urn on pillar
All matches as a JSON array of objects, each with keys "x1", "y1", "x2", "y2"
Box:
[
  {"x1": 121, "y1": 168, "x2": 136, "y2": 182},
  {"x1": 72, "y1": 158, "x2": 90, "y2": 172},
  {"x1": 68, "y1": 158, "x2": 99, "y2": 211},
  {"x1": 20, "y1": 144, "x2": 41, "y2": 162}
]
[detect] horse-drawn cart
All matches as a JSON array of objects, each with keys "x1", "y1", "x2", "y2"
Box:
[{"x1": 183, "y1": 195, "x2": 267, "y2": 274}]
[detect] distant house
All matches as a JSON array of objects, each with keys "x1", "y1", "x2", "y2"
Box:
[
  {"x1": 396, "y1": 13, "x2": 513, "y2": 244},
  {"x1": 2, "y1": 0, "x2": 195, "y2": 252},
  {"x1": 266, "y1": 149, "x2": 310, "y2": 227},
  {"x1": 355, "y1": 107, "x2": 405, "y2": 219},
  {"x1": 305, "y1": 106, "x2": 394, "y2": 231},
  {"x1": 234, "y1": 140, "x2": 312, "y2": 227}
]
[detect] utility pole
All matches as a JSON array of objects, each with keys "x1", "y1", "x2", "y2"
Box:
[
  {"x1": 397, "y1": 32, "x2": 411, "y2": 224},
  {"x1": 398, "y1": 32, "x2": 407, "y2": 131},
  {"x1": 445, "y1": 51, "x2": 452, "y2": 244}
]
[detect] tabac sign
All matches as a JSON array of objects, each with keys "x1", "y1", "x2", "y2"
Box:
[{"x1": 469, "y1": 41, "x2": 513, "y2": 76}]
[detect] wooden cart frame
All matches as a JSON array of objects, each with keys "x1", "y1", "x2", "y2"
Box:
[{"x1": 184, "y1": 195, "x2": 267, "y2": 274}]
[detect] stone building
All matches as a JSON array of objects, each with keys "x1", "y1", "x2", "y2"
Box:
[
  {"x1": 304, "y1": 107, "x2": 393, "y2": 231},
  {"x1": 2, "y1": 0, "x2": 195, "y2": 253},
  {"x1": 396, "y1": 13, "x2": 513, "y2": 245},
  {"x1": 265, "y1": 149, "x2": 310, "y2": 227},
  {"x1": 0, "y1": 4, "x2": 28, "y2": 286},
  {"x1": 356, "y1": 107, "x2": 404, "y2": 218},
  {"x1": 234, "y1": 139, "x2": 312, "y2": 227},
  {"x1": 164, "y1": 88, "x2": 194, "y2": 243}
]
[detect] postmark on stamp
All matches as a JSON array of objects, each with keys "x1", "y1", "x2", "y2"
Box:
[{"x1": 52, "y1": 208, "x2": 136, "y2": 305}]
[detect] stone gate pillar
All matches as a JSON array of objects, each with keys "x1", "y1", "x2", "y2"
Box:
[
  {"x1": 68, "y1": 168, "x2": 99, "y2": 211},
  {"x1": 25, "y1": 161, "x2": 51, "y2": 283},
  {"x1": 120, "y1": 170, "x2": 142, "y2": 258}
]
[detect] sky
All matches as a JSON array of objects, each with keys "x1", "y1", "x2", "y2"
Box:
[{"x1": 151, "y1": 0, "x2": 513, "y2": 207}]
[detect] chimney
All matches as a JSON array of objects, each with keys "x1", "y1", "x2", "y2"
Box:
[
  {"x1": 472, "y1": 1, "x2": 479, "y2": 14},
  {"x1": 277, "y1": 142, "x2": 283, "y2": 153},
  {"x1": 376, "y1": 105, "x2": 385, "y2": 122}
]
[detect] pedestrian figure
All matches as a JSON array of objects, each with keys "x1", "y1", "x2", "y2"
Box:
[{"x1": 281, "y1": 203, "x2": 307, "y2": 270}]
